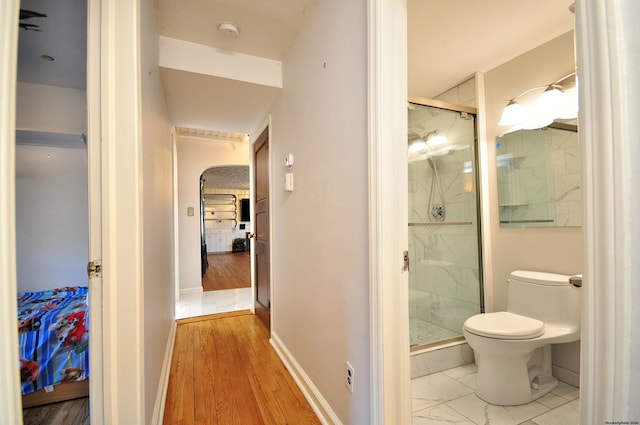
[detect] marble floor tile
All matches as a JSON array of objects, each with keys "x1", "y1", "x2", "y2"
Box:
[
  {"x1": 413, "y1": 403, "x2": 476, "y2": 425},
  {"x1": 529, "y1": 399, "x2": 580, "y2": 425},
  {"x1": 412, "y1": 372, "x2": 475, "y2": 412},
  {"x1": 412, "y1": 364, "x2": 580, "y2": 425},
  {"x1": 551, "y1": 381, "x2": 580, "y2": 401},
  {"x1": 446, "y1": 393, "x2": 549, "y2": 425},
  {"x1": 176, "y1": 288, "x2": 252, "y2": 319},
  {"x1": 443, "y1": 363, "x2": 478, "y2": 390}
]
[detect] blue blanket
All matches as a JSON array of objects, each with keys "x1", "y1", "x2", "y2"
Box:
[{"x1": 17, "y1": 287, "x2": 89, "y2": 395}]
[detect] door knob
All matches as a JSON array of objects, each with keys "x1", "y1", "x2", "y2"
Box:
[{"x1": 248, "y1": 233, "x2": 256, "y2": 239}]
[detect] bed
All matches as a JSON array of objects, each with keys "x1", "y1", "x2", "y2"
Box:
[{"x1": 18, "y1": 286, "x2": 89, "y2": 408}]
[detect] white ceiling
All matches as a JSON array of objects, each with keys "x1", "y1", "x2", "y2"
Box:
[
  {"x1": 16, "y1": 0, "x2": 575, "y2": 135},
  {"x1": 408, "y1": 0, "x2": 575, "y2": 98},
  {"x1": 17, "y1": 0, "x2": 87, "y2": 90}
]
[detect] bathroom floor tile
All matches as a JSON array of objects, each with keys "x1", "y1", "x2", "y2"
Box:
[
  {"x1": 443, "y1": 364, "x2": 478, "y2": 390},
  {"x1": 413, "y1": 403, "x2": 476, "y2": 425},
  {"x1": 551, "y1": 381, "x2": 579, "y2": 401},
  {"x1": 446, "y1": 393, "x2": 549, "y2": 425},
  {"x1": 529, "y1": 398, "x2": 580, "y2": 425},
  {"x1": 536, "y1": 391, "x2": 570, "y2": 409},
  {"x1": 412, "y1": 372, "x2": 475, "y2": 412}
]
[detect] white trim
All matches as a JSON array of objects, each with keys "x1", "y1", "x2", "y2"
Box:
[
  {"x1": 576, "y1": 0, "x2": 640, "y2": 422},
  {"x1": 367, "y1": 0, "x2": 411, "y2": 423},
  {"x1": 179, "y1": 286, "x2": 204, "y2": 296},
  {"x1": 151, "y1": 321, "x2": 177, "y2": 425},
  {"x1": 100, "y1": 0, "x2": 145, "y2": 422},
  {"x1": 270, "y1": 332, "x2": 342, "y2": 425},
  {"x1": 172, "y1": 128, "x2": 181, "y2": 306},
  {"x1": 0, "y1": 0, "x2": 22, "y2": 423},
  {"x1": 474, "y1": 71, "x2": 494, "y2": 313},
  {"x1": 551, "y1": 365, "x2": 580, "y2": 389},
  {"x1": 87, "y1": 0, "x2": 105, "y2": 422}
]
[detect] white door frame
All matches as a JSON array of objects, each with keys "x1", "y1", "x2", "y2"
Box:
[
  {"x1": 0, "y1": 0, "x2": 23, "y2": 423},
  {"x1": 367, "y1": 0, "x2": 411, "y2": 423}
]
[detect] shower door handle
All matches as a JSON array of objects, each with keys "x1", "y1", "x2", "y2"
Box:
[{"x1": 403, "y1": 250, "x2": 410, "y2": 272}]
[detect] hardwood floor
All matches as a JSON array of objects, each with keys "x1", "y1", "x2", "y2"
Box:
[
  {"x1": 164, "y1": 311, "x2": 321, "y2": 425},
  {"x1": 202, "y1": 252, "x2": 251, "y2": 291},
  {"x1": 23, "y1": 397, "x2": 89, "y2": 425}
]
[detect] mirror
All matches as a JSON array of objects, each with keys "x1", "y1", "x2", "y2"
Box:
[{"x1": 496, "y1": 122, "x2": 580, "y2": 227}]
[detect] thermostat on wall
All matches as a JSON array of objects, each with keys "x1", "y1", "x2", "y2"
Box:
[{"x1": 285, "y1": 153, "x2": 294, "y2": 168}]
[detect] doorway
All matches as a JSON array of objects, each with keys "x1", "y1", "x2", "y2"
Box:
[
  {"x1": 176, "y1": 164, "x2": 253, "y2": 320},
  {"x1": 200, "y1": 165, "x2": 252, "y2": 294},
  {"x1": 407, "y1": 99, "x2": 483, "y2": 350}
]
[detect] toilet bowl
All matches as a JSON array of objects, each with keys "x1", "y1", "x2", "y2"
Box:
[{"x1": 463, "y1": 270, "x2": 581, "y2": 406}]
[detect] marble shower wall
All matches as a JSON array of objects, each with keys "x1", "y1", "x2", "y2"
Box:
[{"x1": 408, "y1": 104, "x2": 482, "y2": 339}]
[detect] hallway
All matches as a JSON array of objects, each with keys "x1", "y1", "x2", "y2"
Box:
[{"x1": 163, "y1": 311, "x2": 320, "y2": 424}]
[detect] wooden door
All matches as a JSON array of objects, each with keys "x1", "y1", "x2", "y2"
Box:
[{"x1": 254, "y1": 128, "x2": 270, "y2": 329}]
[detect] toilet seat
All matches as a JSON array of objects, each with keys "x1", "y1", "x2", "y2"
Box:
[{"x1": 463, "y1": 311, "x2": 544, "y2": 340}]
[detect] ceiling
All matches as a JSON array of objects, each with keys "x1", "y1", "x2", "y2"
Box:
[
  {"x1": 17, "y1": 0, "x2": 87, "y2": 90},
  {"x1": 16, "y1": 0, "x2": 574, "y2": 136},
  {"x1": 407, "y1": 0, "x2": 575, "y2": 98},
  {"x1": 202, "y1": 165, "x2": 250, "y2": 190}
]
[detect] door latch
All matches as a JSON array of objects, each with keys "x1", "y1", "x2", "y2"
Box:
[
  {"x1": 87, "y1": 260, "x2": 102, "y2": 278},
  {"x1": 403, "y1": 250, "x2": 410, "y2": 272}
]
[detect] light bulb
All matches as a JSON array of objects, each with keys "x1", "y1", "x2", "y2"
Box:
[{"x1": 499, "y1": 101, "x2": 526, "y2": 127}]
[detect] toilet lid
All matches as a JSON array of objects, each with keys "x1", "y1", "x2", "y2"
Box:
[{"x1": 463, "y1": 311, "x2": 544, "y2": 340}]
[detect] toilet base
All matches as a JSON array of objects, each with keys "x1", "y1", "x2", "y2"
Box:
[{"x1": 470, "y1": 339, "x2": 558, "y2": 406}]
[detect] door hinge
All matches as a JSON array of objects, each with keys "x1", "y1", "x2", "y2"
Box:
[
  {"x1": 87, "y1": 260, "x2": 102, "y2": 278},
  {"x1": 403, "y1": 250, "x2": 410, "y2": 272}
]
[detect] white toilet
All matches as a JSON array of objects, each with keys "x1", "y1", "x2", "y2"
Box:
[{"x1": 462, "y1": 270, "x2": 581, "y2": 406}]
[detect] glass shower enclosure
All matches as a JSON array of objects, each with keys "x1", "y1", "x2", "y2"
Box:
[{"x1": 408, "y1": 98, "x2": 483, "y2": 349}]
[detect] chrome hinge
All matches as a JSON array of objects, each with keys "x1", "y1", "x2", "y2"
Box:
[
  {"x1": 87, "y1": 260, "x2": 102, "y2": 278},
  {"x1": 403, "y1": 250, "x2": 410, "y2": 272}
]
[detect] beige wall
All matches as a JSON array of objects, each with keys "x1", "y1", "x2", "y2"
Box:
[
  {"x1": 483, "y1": 31, "x2": 582, "y2": 379},
  {"x1": 140, "y1": 0, "x2": 174, "y2": 421},
  {"x1": 176, "y1": 137, "x2": 250, "y2": 292},
  {"x1": 268, "y1": 0, "x2": 370, "y2": 422}
]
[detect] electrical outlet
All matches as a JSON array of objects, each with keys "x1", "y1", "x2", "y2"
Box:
[{"x1": 345, "y1": 362, "x2": 354, "y2": 393}]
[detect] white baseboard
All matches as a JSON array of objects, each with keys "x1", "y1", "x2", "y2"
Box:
[
  {"x1": 179, "y1": 286, "x2": 203, "y2": 295},
  {"x1": 151, "y1": 320, "x2": 177, "y2": 425},
  {"x1": 270, "y1": 332, "x2": 342, "y2": 425},
  {"x1": 552, "y1": 365, "x2": 580, "y2": 388}
]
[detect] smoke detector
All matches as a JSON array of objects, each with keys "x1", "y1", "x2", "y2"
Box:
[{"x1": 217, "y1": 21, "x2": 239, "y2": 38}]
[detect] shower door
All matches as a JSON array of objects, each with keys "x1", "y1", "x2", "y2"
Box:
[{"x1": 407, "y1": 98, "x2": 483, "y2": 349}]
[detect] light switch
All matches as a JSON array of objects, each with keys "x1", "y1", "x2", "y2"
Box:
[
  {"x1": 285, "y1": 173, "x2": 294, "y2": 191},
  {"x1": 187, "y1": 207, "x2": 194, "y2": 216}
]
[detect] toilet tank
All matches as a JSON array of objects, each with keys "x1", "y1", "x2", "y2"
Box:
[{"x1": 507, "y1": 270, "x2": 581, "y2": 330}]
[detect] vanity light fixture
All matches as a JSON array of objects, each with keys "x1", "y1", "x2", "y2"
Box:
[{"x1": 499, "y1": 71, "x2": 578, "y2": 131}]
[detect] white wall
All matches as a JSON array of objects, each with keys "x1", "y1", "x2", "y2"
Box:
[
  {"x1": 140, "y1": 0, "x2": 175, "y2": 422},
  {"x1": 176, "y1": 137, "x2": 250, "y2": 292},
  {"x1": 483, "y1": 31, "x2": 582, "y2": 381},
  {"x1": 14, "y1": 82, "x2": 89, "y2": 294},
  {"x1": 268, "y1": 0, "x2": 370, "y2": 423},
  {"x1": 15, "y1": 144, "x2": 88, "y2": 292},
  {"x1": 16, "y1": 82, "x2": 87, "y2": 134}
]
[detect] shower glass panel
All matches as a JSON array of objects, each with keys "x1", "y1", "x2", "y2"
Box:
[{"x1": 408, "y1": 100, "x2": 483, "y2": 349}]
